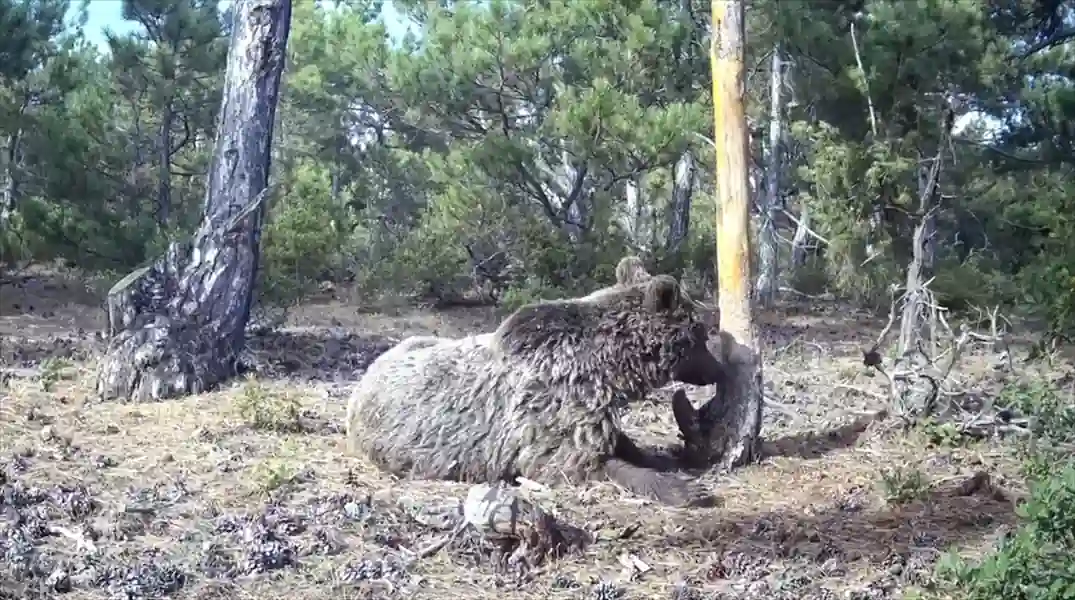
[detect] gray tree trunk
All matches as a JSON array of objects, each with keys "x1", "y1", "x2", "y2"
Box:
[
  {"x1": 0, "y1": 97, "x2": 28, "y2": 234},
  {"x1": 790, "y1": 204, "x2": 811, "y2": 269},
  {"x1": 157, "y1": 100, "x2": 174, "y2": 227},
  {"x1": 666, "y1": 150, "x2": 695, "y2": 258},
  {"x1": 755, "y1": 44, "x2": 785, "y2": 306},
  {"x1": 0, "y1": 130, "x2": 20, "y2": 233},
  {"x1": 97, "y1": 0, "x2": 292, "y2": 403},
  {"x1": 898, "y1": 159, "x2": 942, "y2": 355}
]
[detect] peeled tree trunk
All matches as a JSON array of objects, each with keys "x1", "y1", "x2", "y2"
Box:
[
  {"x1": 96, "y1": 0, "x2": 292, "y2": 403},
  {"x1": 677, "y1": 0, "x2": 764, "y2": 471}
]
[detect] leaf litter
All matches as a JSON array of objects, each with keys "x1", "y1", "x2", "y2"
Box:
[{"x1": 1, "y1": 276, "x2": 1068, "y2": 599}]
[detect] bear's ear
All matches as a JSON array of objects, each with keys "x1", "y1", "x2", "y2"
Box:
[
  {"x1": 615, "y1": 255, "x2": 651, "y2": 286},
  {"x1": 643, "y1": 274, "x2": 681, "y2": 313}
]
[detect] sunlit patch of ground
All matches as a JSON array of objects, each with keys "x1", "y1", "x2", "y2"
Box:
[{"x1": 1, "y1": 270, "x2": 1070, "y2": 599}]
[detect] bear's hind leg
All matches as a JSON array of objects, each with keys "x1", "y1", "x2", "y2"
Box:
[{"x1": 602, "y1": 458, "x2": 716, "y2": 508}]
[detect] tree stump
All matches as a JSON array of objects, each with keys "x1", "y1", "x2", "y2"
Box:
[
  {"x1": 96, "y1": 0, "x2": 293, "y2": 403},
  {"x1": 673, "y1": 330, "x2": 762, "y2": 470},
  {"x1": 104, "y1": 242, "x2": 191, "y2": 339}
]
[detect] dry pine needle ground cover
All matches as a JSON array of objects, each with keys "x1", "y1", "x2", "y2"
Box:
[{"x1": 1, "y1": 270, "x2": 1072, "y2": 600}]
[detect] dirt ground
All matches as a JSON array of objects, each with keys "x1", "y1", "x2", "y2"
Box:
[{"x1": 1, "y1": 269, "x2": 1072, "y2": 600}]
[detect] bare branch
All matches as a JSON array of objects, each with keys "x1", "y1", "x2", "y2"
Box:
[
  {"x1": 1018, "y1": 26, "x2": 1075, "y2": 58},
  {"x1": 849, "y1": 20, "x2": 879, "y2": 138}
]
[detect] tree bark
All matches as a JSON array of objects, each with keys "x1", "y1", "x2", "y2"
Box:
[
  {"x1": 665, "y1": 150, "x2": 695, "y2": 258},
  {"x1": 755, "y1": 44, "x2": 785, "y2": 307},
  {"x1": 898, "y1": 162, "x2": 942, "y2": 355},
  {"x1": 0, "y1": 129, "x2": 20, "y2": 234},
  {"x1": 622, "y1": 176, "x2": 646, "y2": 250},
  {"x1": 96, "y1": 0, "x2": 292, "y2": 403},
  {"x1": 790, "y1": 204, "x2": 812, "y2": 269},
  {"x1": 1, "y1": 97, "x2": 28, "y2": 235},
  {"x1": 679, "y1": 0, "x2": 764, "y2": 471},
  {"x1": 157, "y1": 99, "x2": 174, "y2": 227}
]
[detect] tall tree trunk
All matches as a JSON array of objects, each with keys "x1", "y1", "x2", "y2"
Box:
[
  {"x1": 623, "y1": 175, "x2": 657, "y2": 253},
  {"x1": 557, "y1": 150, "x2": 590, "y2": 241},
  {"x1": 666, "y1": 150, "x2": 695, "y2": 260},
  {"x1": 898, "y1": 158, "x2": 943, "y2": 355},
  {"x1": 157, "y1": 100, "x2": 174, "y2": 227},
  {"x1": 755, "y1": 44, "x2": 785, "y2": 306},
  {"x1": 1, "y1": 130, "x2": 21, "y2": 233},
  {"x1": 915, "y1": 164, "x2": 938, "y2": 274},
  {"x1": 0, "y1": 97, "x2": 28, "y2": 235},
  {"x1": 96, "y1": 0, "x2": 292, "y2": 403},
  {"x1": 790, "y1": 204, "x2": 812, "y2": 269},
  {"x1": 677, "y1": 0, "x2": 764, "y2": 471}
]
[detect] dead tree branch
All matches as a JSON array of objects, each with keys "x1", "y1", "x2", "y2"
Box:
[{"x1": 863, "y1": 287, "x2": 1009, "y2": 431}]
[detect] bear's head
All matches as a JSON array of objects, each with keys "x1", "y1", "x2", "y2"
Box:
[{"x1": 492, "y1": 274, "x2": 725, "y2": 394}]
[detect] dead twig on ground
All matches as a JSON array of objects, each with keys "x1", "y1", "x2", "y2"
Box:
[{"x1": 399, "y1": 483, "x2": 591, "y2": 572}]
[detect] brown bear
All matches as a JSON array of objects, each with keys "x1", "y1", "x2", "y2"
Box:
[{"x1": 345, "y1": 273, "x2": 724, "y2": 507}]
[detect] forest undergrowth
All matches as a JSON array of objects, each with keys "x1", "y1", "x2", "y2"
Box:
[{"x1": 0, "y1": 269, "x2": 1072, "y2": 600}]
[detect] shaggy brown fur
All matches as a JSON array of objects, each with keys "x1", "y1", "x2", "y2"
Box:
[
  {"x1": 345, "y1": 274, "x2": 724, "y2": 506},
  {"x1": 586, "y1": 256, "x2": 721, "y2": 339}
]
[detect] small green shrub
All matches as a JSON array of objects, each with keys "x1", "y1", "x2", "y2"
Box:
[
  {"x1": 38, "y1": 358, "x2": 75, "y2": 392},
  {"x1": 235, "y1": 377, "x2": 304, "y2": 433},
  {"x1": 878, "y1": 467, "x2": 931, "y2": 505},
  {"x1": 936, "y1": 462, "x2": 1075, "y2": 600},
  {"x1": 1020, "y1": 260, "x2": 1075, "y2": 341},
  {"x1": 251, "y1": 459, "x2": 299, "y2": 496},
  {"x1": 919, "y1": 418, "x2": 974, "y2": 448},
  {"x1": 932, "y1": 253, "x2": 1012, "y2": 312},
  {"x1": 260, "y1": 160, "x2": 352, "y2": 304},
  {"x1": 498, "y1": 278, "x2": 565, "y2": 313},
  {"x1": 998, "y1": 380, "x2": 1075, "y2": 444},
  {"x1": 787, "y1": 257, "x2": 831, "y2": 296}
]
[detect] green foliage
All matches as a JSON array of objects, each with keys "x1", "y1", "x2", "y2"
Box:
[
  {"x1": 259, "y1": 160, "x2": 353, "y2": 304},
  {"x1": 386, "y1": 214, "x2": 471, "y2": 297},
  {"x1": 0, "y1": 0, "x2": 68, "y2": 80},
  {"x1": 1020, "y1": 258, "x2": 1075, "y2": 340},
  {"x1": 999, "y1": 380, "x2": 1075, "y2": 445},
  {"x1": 251, "y1": 459, "x2": 299, "y2": 496},
  {"x1": 235, "y1": 376, "x2": 303, "y2": 433},
  {"x1": 497, "y1": 280, "x2": 561, "y2": 314},
  {"x1": 918, "y1": 418, "x2": 974, "y2": 449},
  {"x1": 1, "y1": 0, "x2": 226, "y2": 274},
  {"x1": 936, "y1": 462, "x2": 1075, "y2": 600},
  {"x1": 878, "y1": 466, "x2": 931, "y2": 505},
  {"x1": 37, "y1": 357, "x2": 74, "y2": 392},
  {"x1": 0, "y1": 0, "x2": 1072, "y2": 338},
  {"x1": 995, "y1": 379, "x2": 1075, "y2": 487},
  {"x1": 935, "y1": 381, "x2": 1075, "y2": 599},
  {"x1": 786, "y1": 257, "x2": 831, "y2": 297},
  {"x1": 930, "y1": 252, "x2": 1015, "y2": 312}
]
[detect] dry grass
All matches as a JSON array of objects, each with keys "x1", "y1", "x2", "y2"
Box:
[{"x1": 1, "y1": 270, "x2": 1071, "y2": 600}]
